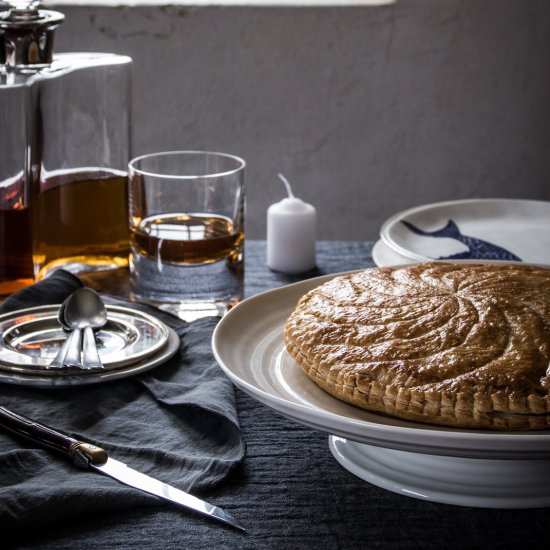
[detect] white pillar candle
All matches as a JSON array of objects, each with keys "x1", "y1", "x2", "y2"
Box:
[{"x1": 267, "y1": 174, "x2": 316, "y2": 274}]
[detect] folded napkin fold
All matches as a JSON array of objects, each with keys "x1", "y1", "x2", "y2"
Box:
[{"x1": 0, "y1": 272, "x2": 244, "y2": 532}]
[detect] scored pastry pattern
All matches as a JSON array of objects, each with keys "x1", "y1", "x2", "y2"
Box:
[{"x1": 284, "y1": 262, "x2": 550, "y2": 430}]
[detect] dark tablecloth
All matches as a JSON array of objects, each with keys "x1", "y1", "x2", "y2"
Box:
[{"x1": 7, "y1": 241, "x2": 550, "y2": 549}]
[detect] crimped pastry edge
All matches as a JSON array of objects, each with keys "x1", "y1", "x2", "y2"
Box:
[{"x1": 284, "y1": 325, "x2": 550, "y2": 432}]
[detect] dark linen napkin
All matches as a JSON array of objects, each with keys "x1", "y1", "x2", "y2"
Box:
[{"x1": 0, "y1": 271, "x2": 244, "y2": 532}]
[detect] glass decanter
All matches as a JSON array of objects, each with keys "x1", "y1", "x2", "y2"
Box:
[{"x1": 0, "y1": 1, "x2": 131, "y2": 296}]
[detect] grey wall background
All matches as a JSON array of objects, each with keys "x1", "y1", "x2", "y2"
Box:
[{"x1": 53, "y1": 0, "x2": 550, "y2": 240}]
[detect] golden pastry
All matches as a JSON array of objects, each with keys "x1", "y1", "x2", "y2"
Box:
[{"x1": 284, "y1": 262, "x2": 550, "y2": 430}]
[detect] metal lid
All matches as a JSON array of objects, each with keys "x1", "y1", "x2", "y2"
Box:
[{"x1": 0, "y1": 2, "x2": 64, "y2": 70}]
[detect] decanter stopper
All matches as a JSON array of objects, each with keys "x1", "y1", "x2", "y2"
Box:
[{"x1": 0, "y1": 1, "x2": 64, "y2": 69}]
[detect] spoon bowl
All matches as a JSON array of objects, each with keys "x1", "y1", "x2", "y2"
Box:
[{"x1": 65, "y1": 288, "x2": 108, "y2": 330}]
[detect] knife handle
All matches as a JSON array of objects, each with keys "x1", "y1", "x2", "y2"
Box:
[{"x1": 0, "y1": 406, "x2": 108, "y2": 466}]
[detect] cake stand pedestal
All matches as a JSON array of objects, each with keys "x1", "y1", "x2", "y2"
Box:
[{"x1": 329, "y1": 436, "x2": 550, "y2": 509}]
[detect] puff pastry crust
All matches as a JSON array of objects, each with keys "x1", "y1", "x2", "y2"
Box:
[{"x1": 284, "y1": 262, "x2": 550, "y2": 430}]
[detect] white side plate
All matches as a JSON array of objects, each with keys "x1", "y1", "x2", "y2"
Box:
[{"x1": 380, "y1": 198, "x2": 550, "y2": 264}]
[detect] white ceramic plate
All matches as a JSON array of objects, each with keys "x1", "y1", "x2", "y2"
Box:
[
  {"x1": 380, "y1": 198, "x2": 550, "y2": 264},
  {"x1": 372, "y1": 239, "x2": 414, "y2": 267},
  {"x1": 371, "y1": 240, "x2": 523, "y2": 269},
  {"x1": 212, "y1": 273, "x2": 550, "y2": 460}
]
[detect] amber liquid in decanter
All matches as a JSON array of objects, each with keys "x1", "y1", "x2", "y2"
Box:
[
  {"x1": 0, "y1": 181, "x2": 34, "y2": 295},
  {"x1": 33, "y1": 169, "x2": 129, "y2": 279}
]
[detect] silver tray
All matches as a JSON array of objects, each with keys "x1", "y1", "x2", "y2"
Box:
[
  {"x1": 0, "y1": 328, "x2": 180, "y2": 387},
  {"x1": 0, "y1": 304, "x2": 171, "y2": 375}
]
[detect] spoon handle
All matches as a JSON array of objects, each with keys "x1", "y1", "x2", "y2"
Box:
[
  {"x1": 63, "y1": 328, "x2": 83, "y2": 368},
  {"x1": 49, "y1": 331, "x2": 73, "y2": 369},
  {"x1": 82, "y1": 327, "x2": 104, "y2": 369}
]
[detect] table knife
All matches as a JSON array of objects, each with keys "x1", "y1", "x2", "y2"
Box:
[{"x1": 0, "y1": 406, "x2": 245, "y2": 531}]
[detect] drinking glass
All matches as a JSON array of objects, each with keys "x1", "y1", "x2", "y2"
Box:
[{"x1": 128, "y1": 151, "x2": 245, "y2": 321}]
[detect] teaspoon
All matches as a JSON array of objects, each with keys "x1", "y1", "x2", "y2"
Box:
[
  {"x1": 49, "y1": 295, "x2": 77, "y2": 369},
  {"x1": 63, "y1": 288, "x2": 108, "y2": 370}
]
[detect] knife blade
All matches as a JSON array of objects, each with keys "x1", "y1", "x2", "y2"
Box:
[{"x1": 0, "y1": 405, "x2": 245, "y2": 531}]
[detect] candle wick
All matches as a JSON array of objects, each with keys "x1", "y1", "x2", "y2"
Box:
[{"x1": 278, "y1": 173, "x2": 295, "y2": 199}]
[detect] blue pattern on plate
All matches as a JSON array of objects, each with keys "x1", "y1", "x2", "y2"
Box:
[{"x1": 401, "y1": 219, "x2": 522, "y2": 261}]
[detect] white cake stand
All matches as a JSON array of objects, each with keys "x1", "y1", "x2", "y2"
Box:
[{"x1": 212, "y1": 273, "x2": 550, "y2": 509}]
